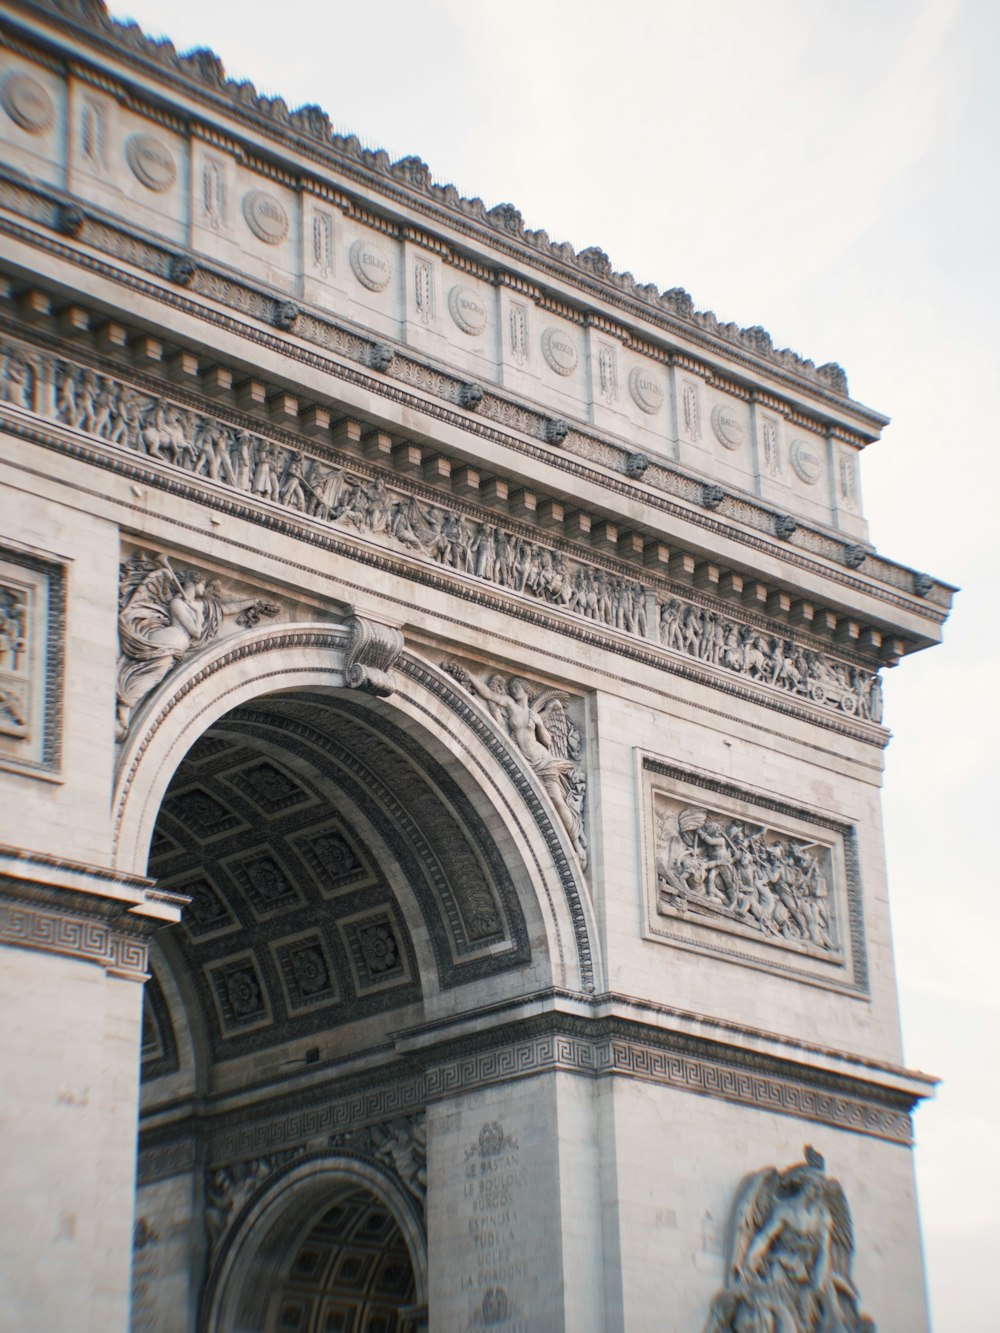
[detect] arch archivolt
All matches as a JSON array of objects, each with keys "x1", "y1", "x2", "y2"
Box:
[
  {"x1": 204, "y1": 1153, "x2": 428, "y2": 1333},
  {"x1": 115, "y1": 622, "x2": 602, "y2": 997}
]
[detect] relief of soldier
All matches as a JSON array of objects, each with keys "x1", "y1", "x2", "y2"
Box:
[
  {"x1": 28, "y1": 347, "x2": 881, "y2": 724},
  {"x1": 655, "y1": 805, "x2": 836, "y2": 952}
]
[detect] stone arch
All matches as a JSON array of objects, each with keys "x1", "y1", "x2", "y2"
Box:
[
  {"x1": 114, "y1": 621, "x2": 601, "y2": 998},
  {"x1": 204, "y1": 1154, "x2": 428, "y2": 1333}
]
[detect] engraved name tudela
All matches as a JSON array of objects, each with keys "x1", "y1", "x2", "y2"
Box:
[
  {"x1": 628, "y1": 366, "x2": 664, "y2": 415},
  {"x1": 349, "y1": 238, "x2": 392, "y2": 291},
  {"x1": 0, "y1": 72, "x2": 55, "y2": 134},
  {"x1": 125, "y1": 134, "x2": 177, "y2": 193},
  {"x1": 448, "y1": 285, "x2": 488, "y2": 336},
  {"x1": 790, "y1": 436, "x2": 824, "y2": 484},
  {"x1": 241, "y1": 189, "x2": 289, "y2": 245},
  {"x1": 541, "y1": 327, "x2": 578, "y2": 376},
  {"x1": 711, "y1": 402, "x2": 745, "y2": 450}
]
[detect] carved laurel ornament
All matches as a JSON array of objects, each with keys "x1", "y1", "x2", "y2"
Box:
[
  {"x1": 349, "y1": 237, "x2": 392, "y2": 291},
  {"x1": 125, "y1": 133, "x2": 177, "y2": 193},
  {"x1": 627, "y1": 366, "x2": 664, "y2": 415},
  {"x1": 540, "y1": 326, "x2": 579, "y2": 376},
  {"x1": 0, "y1": 72, "x2": 55, "y2": 134},
  {"x1": 448, "y1": 285, "x2": 488, "y2": 336},
  {"x1": 704, "y1": 1146, "x2": 876, "y2": 1333},
  {"x1": 241, "y1": 189, "x2": 289, "y2": 245},
  {"x1": 711, "y1": 402, "x2": 745, "y2": 450}
]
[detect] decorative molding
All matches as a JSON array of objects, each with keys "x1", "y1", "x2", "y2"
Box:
[
  {"x1": 4, "y1": 0, "x2": 875, "y2": 407},
  {"x1": 137, "y1": 1010, "x2": 919, "y2": 1191},
  {"x1": 1, "y1": 333, "x2": 895, "y2": 739},
  {"x1": 0, "y1": 872, "x2": 157, "y2": 978},
  {"x1": 0, "y1": 212, "x2": 952, "y2": 620}
]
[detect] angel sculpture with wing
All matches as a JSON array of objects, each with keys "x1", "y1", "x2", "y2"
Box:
[
  {"x1": 445, "y1": 665, "x2": 587, "y2": 868},
  {"x1": 115, "y1": 553, "x2": 277, "y2": 738},
  {"x1": 705, "y1": 1146, "x2": 875, "y2": 1333}
]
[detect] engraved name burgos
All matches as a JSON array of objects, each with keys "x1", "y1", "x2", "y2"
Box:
[{"x1": 704, "y1": 1146, "x2": 876, "y2": 1333}]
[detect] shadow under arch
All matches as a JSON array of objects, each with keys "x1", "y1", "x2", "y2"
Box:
[
  {"x1": 114, "y1": 621, "x2": 601, "y2": 997},
  {"x1": 204, "y1": 1154, "x2": 428, "y2": 1333}
]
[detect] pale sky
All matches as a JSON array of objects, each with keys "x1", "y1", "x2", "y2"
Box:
[{"x1": 105, "y1": 2, "x2": 1000, "y2": 1326}]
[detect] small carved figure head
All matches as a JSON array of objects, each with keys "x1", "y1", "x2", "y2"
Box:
[
  {"x1": 507, "y1": 677, "x2": 529, "y2": 701},
  {"x1": 459, "y1": 381, "x2": 484, "y2": 411},
  {"x1": 578, "y1": 246, "x2": 612, "y2": 279},
  {"x1": 55, "y1": 203, "x2": 85, "y2": 237},
  {"x1": 913, "y1": 572, "x2": 934, "y2": 597},
  {"x1": 545, "y1": 418, "x2": 569, "y2": 446},
  {"x1": 273, "y1": 301, "x2": 300, "y2": 331},
  {"x1": 664, "y1": 286, "x2": 694, "y2": 319},
  {"x1": 488, "y1": 202, "x2": 524, "y2": 234},
  {"x1": 775, "y1": 514, "x2": 798, "y2": 540},
  {"x1": 844, "y1": 544, "x2": 867, "y2": 570},
  {"x1": 168, "y1": 253, "x2": 197, "y2": 286},
  {"x1": 625, "y1": 452, "x2": 650, "y2": 479},
  {"x1": 369, "y1": 343, "x2": 395, "y2": 373},
  {"x1": 703, "y1": 484, "x2": 726, "y2": 511}
]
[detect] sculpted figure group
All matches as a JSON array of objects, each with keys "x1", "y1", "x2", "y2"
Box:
[
  {"x1": 655, "y1": 805, "x2": 835, "y2": 952},
  {"x1": 3, "y1": 342, "x2": 884, "y2": 726},
  {"x1": 659, "y1": 601, "x2": 882, "y2": 723},
  {"x1": 116, "y1": 552, "x2": 278, "y2": 738},
  {"x1": 705, "y1": 1146, "x2": 876, "y2": 1332},
  {"x1": 444, "y1": 664, "x2": 588, "y2": 868}
]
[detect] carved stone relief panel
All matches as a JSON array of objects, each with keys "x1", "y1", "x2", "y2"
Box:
[
  {"x1": 439, "y1": 657, "x2": 589, "y2": 869},
  {"x1": 704, "y1": 1146, "x2": 876, "y2": 1333},
  {"x1": 0, "y1": 334, "x2": 885, "y2": 731},
  {"x1": 628, "y1": 364, "x2": 664, "y2": 416},
  {"x1": 680, "y1": 377, "x2": 702, "y2": 441},
  {"x1": 641, "y1": 757, "x2": 867, "y2": 992},
  {"x1": 115, "y1": 546, "x2": 284, "y2": 738},
  {"x1": 1, "y1": 71, "x2": 55, "y2": 134},
  {"x1": 0, "y1": 547, "x2": 64, "y2": 774}
]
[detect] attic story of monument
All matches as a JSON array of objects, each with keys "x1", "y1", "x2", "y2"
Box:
[{"x1": 0, "y1": 2, "x2": 951, "y2": 1331}]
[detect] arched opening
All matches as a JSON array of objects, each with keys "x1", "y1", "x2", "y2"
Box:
[{"x1": 269, "y1": 1188, "x2": 418, "y2": 1333}]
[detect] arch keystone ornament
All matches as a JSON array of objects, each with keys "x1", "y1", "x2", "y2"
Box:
[{"x1": 343, "y1": 613, "x2": 405, "y2": 697}]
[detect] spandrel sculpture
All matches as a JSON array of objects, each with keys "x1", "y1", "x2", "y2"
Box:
[
  {"x1": 116, "y1": 552, "x2": 278, "y2": 738},
  {"x1": 705, "y1": 1146, "x2": 875, "y2": 1333}
]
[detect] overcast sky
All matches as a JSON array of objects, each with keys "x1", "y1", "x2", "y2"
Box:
[{"x1": 106, "y1": 2, "x2": 999, "y2": 1325}]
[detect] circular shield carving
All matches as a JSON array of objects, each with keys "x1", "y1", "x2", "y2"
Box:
[
  {"x1": 711, "y1": 403, "x2": 745, "y2": 450},
  {"x1": 790, "y1": 437, "x2": 823, "y2": 484},
  {"x1": 349, "y1": 238, "x2": 392, "y2": 291},
  {"x1": 125, "y1": 133, "x2": 176, "y2": 192},
  {"x1": 1, "y1": 73, "x2": 54, "y2": 134},
  {"x1": 448, "y1": 285, "x2": 488, "y2": 336},
  {"x1": 242, "y1": 189, "x2": 289, "y2": 245},
  {"x1": 541, "y1": 326, "x2": 578, "y2": 376},
  {"x1": 628, "y1": 366, "x2": 664, "y2": 415}
]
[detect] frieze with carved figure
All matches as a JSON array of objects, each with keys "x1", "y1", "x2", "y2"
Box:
[{"x1": 0, "y1": 337, "x2": 885, "y2": 729}]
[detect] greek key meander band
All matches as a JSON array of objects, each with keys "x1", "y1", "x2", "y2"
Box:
[
  {"x1": 0, "y1": 892, "x2": 150, "y2": 976},
  {"x1": 138, "y1": 1023, "x2": 914, "y2": 1185}
]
